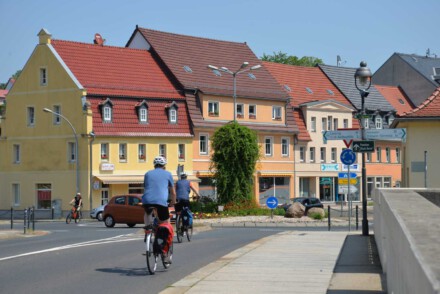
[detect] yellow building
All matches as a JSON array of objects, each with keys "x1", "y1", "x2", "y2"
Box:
[{"x1": 0, "y1": 29, "x2": 193, "y2": 214}]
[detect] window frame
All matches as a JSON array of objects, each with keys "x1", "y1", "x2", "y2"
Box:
[
  {"x1": 103, "y1": 105, "x2": 112, "y2": 122},
  {"x1": 385, "y1": 147, "x2": 390, "y2": 163},
  {"x1": 299, "y1": 146, "x2": 305, "y2": 162},
  {"x1": 236, "y1": 103, "x2": 244, "y2": 118},
  {"x1": 53, "y1": 105, "x2": 61, "y2": 125},
  {"x1": 396, "y1": 148, "x2": 401, "y2": 163},
  {"x1": 13, "y1": 144, "x2": 20, "y2": 164},
  {"x1": 208, "y1": 101, "x2": 219, "y2": 116},
  {"x1": 311, "y1": 117, "x2": 316, "y2": 132},
  {"x1": 178, "y1": 143, "x2": 185, "y2": 161},
  {"x1": 119, "y1": 143, "x2": 127, "y2": 161},
  {"x1": 343, "y1": 118, "x2": 349, "y2": 128},
  {"x1": 40, "y1": 67, "x2": 47, "y2": 86},
  {"x1": 320, "y1": 147, "x2": 326, "y2": 163},
  {"x1": 375, "y1": 116, "x2": 383, "y2": 129},
  {"x1": 265, "y1": 136, "x2": 274, "y2": 156},
  {"x1": 248, "y1": 104, "x2": 256, "y2": 118},
  {"x1": 12, "y1": 183, "x2": 20, "y2": 206},
  {"x1": 101, "y1": 143, "x2": 109, "y2": 160},
  {"x1": 272, "y1": 106, "x2": 282, "y2": 120},
  {"x1": 68, "y1": 142, "x2": 76, "y2": 162},
  {"x1": 376, "y1": 147, "x2": 382, "y2": 162},
  {"x1": 138, "y1": 144, "x2": 146, "y2": 161},
  {"x1": 310, "y1": 147, "x2": 315, "y2": 163},
  {"x1": 139, "y1": 107, "x2": 148, "y2": 123},
  {"x1": 322, "y1": 117, "x2": 327, "y2": 131},
  {"x1": 281, "y1": 137, "x2": 289, "y2": 157},
  {"x1": 199, "y1": 134, "x2": 209, "y2": 155},
  {"x1": 169, "y1": 108, "x2": 177, "y2": 124},
  {"x1": 27, "y1": 106, "x2": 35, "y2": 127},
  {"x1": 331, "y1": 147, "x2": 337, "y2": 163},
  {"x1": 159, "y1": 144, "x2": 167, "y2": 158}
]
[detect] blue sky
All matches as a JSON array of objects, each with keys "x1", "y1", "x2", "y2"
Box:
[{"x1": 1, "y1": 0, "x2": 440, "y2": 83}]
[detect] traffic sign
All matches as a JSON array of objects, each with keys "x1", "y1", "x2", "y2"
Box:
[
  {"x1": 338, "y1": 172, "x2": 357, "y2": 179},
  {"x1": 338, "y1": 185, "x2": 358, "y2": 194},
  {"x1": 365, "y1": 128, "x2": 406, "y2": 142},
  {"x1": 338, "y1": 178, "x2": 358, "y2": 185},
  {"x1": 323, "y1": 130, "x2": 361, "y2": 141},
  {"x1": 321, "y1": 164, "x2": 339, "y2": 171},
  {"x1": 266, "y1": 196, "x2": 278, "y2": 209},
  {"x1": 352, "y1": 140, "x2": 375, "y2": 153},
  {"x1": 342, "y1": 164, "x2": 360, "y2": 171},
  {"x1": 340, "y1": 149, "x2": 356, "y2": 165}
]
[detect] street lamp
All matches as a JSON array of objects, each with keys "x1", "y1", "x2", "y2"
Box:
[
  {"x1": 208, "y1": 62, "x2": 262, "y2": 121},
  {"x1": 354, "y1": 61, "x2": 372, "y2": 236},
  {"x1": 43, "y1": 108, "x2": 80, "y2": 194}
]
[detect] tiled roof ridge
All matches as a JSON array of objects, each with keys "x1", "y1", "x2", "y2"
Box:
[
  {"x1": 374, "y1": 84, "x2": 399, "y2": 89},
  {"x1": 137, "y1": 27, "x2": 248, "y2": 47},
  {"x1": 52, "y1": 39, "x2": 148, "y2": 53},
  {"x1": 319, "y1": 64, "x2": 358, "y2": 70},
  {"x1": 396, "y1": 52, "x2": 440, "y2": 60},
  {"x1": 262, "y1": 61, "x2": 317, "y2": 70},
  {"x1": 401, "y1": 88, "x2": 440, "y2": 116},
  {"x1": 83, "y1": 83, "x2": 182, "y2": 95}
]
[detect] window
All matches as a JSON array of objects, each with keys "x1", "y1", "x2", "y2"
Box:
[
  {"x1": 311, "y1": 117, "x2": 316, "y2": 132},
  {"x1": 366, "y1": 152, "x2": 371, "y2": 162},
  {"x1": 320, "y1": 147, "x2": 326, "y2": 162},
  {"x1": 375, "y1": 116, "x2": 383, "y2": 129},
  {"x1": 331, "y1": 147, "x2": 337, "y2": 162},
  {"x1": 178, "y1": 144, "x2": 185, "y2": 160},
  {"x1": 101, "y1": 184, "x2": 109, "y2": 205},
  {"x1": 343, "y1": 119, "x2": 349, "y2": 128},
  {"x1": 272, "y1": 106, "x2": 282, "y2": 120},
  {"x1": 40, "y1": 68, "x2": 47, "y2": 86},
  {"x1": 68, "y1": 142, "x2": 76, "y2": 162},
  {"x1": 385, "y1": 147, "x2": 390, "y2": 163},
  {"x1": 396, "y1": 148, "x2": 401, "y2": 163},
  {"x1": 265, "y1": 137, "x2": 273, "y2": 156},
  {"x1": 376, "y1": 147, "x2": 381, "y2": 162},
  {"x1": 249, "y1": 104, "x2": 256, "y2": 118},
  {"x1": 138, "y1": 144, "x2": 146, "y2": 161},
  {"x1": 129, "y1": 184, "x2": 144, "y2": 194},
  {"x1": 200, "y1": 134, "x2": 208, "y2": 155},
  {"x1": 327, "y1": 116, "x2": 332, "y2": 130},
  {"x1": 310, "y1": 147, "x2": 315, "y2": 162},
  {"x1": 208, "y1": 101, "x2": 219, "y2": 115},
  {"x1": 367, "y1": 177, "x2": 374, "y2": 198},
  {"x1": 139, "y1": 107, "x2": 148, "y2": 123},
  {"x1": 364, "y1": 118, "x2": 369, "y2": 129},
  {"x1": 115, "y1": 196, "x2": 126, "y2": 205},
  {"x1": 236, "y1": 104, "x2": 244, "y2": 118},
  {"x1": 101, "y1": 143, "x2": 109, "y2": 160},
  {"x1": 299, "y1": 147, "x2": 305, "y2": 162},
  {"x1": 119, "y1": 143, "x2": 127, "y2": 161},
  {"x1": 36, "y1": 183, "x2": 51, "y2": 209},
  {"x1": 103, "y1": 105, "x2": 112, "y2": 122},
  {"x1": 53, "y1": 105, "x2": 61, "y2": 125},
  {"x1": 27, "y1": 107, "x2": 35, "y2": 126},
  {"x1": 322, "y1": 117, "x2": 327, "y2": 131},
  {"x1": 12, "y1": 184, "x2": 20, "y2": 206},
  {"x1": 169, "y1": 108, "x2": 177, "y2": 123},
  {"x1": 13, "y1": 144, "x2": 20, "y2": 163},
  {"x1": 384, "y1": 177, "x2": 392, "y2": 188},
  {"x1": 159, "y1": 144, "x2": 166, "y2": 158},
  {"x1": 388, "y1": 115, "x2": 395, "y2": 125},
  {"x1": 281, "y1": 137, "x2": 289, "y2": 157},
  {"x1": 333, "y1": 118, "x2": 338, "y2": 130}
]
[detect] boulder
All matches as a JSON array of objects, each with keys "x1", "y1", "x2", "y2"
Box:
[
  {"x1": 306, "y1": 207, "x2": 325, "y2": 218},
  {"x1": 285, "y1": 202, "x2": 305, "y2": 218}
]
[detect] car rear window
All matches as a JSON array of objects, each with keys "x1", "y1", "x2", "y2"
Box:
[{"x1": 115, "y1": 196, "x2": 126, "y2": 205}]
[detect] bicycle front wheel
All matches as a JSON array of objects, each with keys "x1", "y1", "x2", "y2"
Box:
[
  {"x1": 75, "y1": 212, "x2": 81, "y2": 223},
  {"x1": 176, "y1": 215, "x2": 183, "y2": 243},
  {"x1": 145, "y1": 233, "x2": 157, "y2": 275},
  {"x1": 162, "y1": 242, "x2": 173, "y2": 269},
  {"x1": 66, "y1": 213, "x2": 72, "y2": 224},
  {"x1": 186, "y1": 225, "x2": 193, "y2": 242}
]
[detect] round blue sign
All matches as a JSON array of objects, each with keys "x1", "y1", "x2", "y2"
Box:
[
  {"x1": 266, "y1": 196, "x2": 278, "y2": 209},
  {"x1": 340, "y1": 149, "x2": 356, "y2": 165}
]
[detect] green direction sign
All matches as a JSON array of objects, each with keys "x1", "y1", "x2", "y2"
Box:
[
  {"x1": 320, "y1": 177, "x2": 332, "y2": 185},
  {"x1": 353, "y1": 114, "x2": 372, "y2": 119},
  {"x1": 352, "y1": 140, "x2": 375, "y2": 153}
]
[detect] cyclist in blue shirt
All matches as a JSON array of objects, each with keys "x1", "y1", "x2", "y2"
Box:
[
  {"x1": 175, "y1": 172, "x2": 199, "y2": 214},
  {"x1": 142, "y1": 156, "x2": 176, "y2": 226}
]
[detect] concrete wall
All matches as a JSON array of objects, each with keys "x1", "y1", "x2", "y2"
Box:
[{"x1": 373, "y1": 188, "x2": 440, "y2": 294}]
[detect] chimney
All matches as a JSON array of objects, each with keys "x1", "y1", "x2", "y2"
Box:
[{"x1": 38, "y1": 28, "x2": 52, "y2": 45}]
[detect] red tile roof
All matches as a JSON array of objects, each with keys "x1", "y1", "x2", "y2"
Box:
[
  {"x1": 89, "y1": 97, "x2": 192, "y2": 136},
  {"x1": 51, "y1": 39, "x2": 183, "y2": 99},
  {"x1": 0, "y1": 89, "x2": 7, "y2": 99},
  {"x1": 400, "y1": 87, "x2": 440, "y2": 118},
  {"x1": 133, "y1": 28, "x2": 286, "y2": 100},
  {"x1": 293, "y1": 109, "x2": 311, "y2": 141},
  {"x1": 375, "y1": 85, "x2": 414, "y2": 115}
]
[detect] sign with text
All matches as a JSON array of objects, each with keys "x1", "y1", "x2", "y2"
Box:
[
  {"x1": 342, "y1": 164, "x2": 360, "y2": 171},
  {"x1": 323, "y1": 130, "x2": 361, "y2": 141},
  {"x1": 339, "y1": 185, "x2": 358, "y2": 194},
  {"x1": 321, "y1": 164, "x2": 339, "y2": 171},
  {"x1": 365, "y1": 128, "x2": 406, "y2": 142},
  {"x1": 352, "y1": 140, "x2": 375, "y2": 153},
  {"x1": 338, "y1": 178, "x2": 358, "y2": 185},
  {"x1": 338, "y1": 172, "x2": 357, "y2": 179}
]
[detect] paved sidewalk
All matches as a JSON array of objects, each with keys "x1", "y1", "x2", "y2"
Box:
[{"x1": 160, "y1": 230, "x2": 386, "y2": 294}]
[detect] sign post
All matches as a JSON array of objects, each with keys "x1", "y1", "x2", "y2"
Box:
[{"x1": 266, "y1": 196, "x2": 278, "y2": 219}]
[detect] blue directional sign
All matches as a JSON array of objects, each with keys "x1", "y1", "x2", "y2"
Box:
[
  {"x1": 338, "y1": 172, "x2": 357, "y2": 179},
  {"x1": 340, "y1": 149, "x2": 356, "y2": 165},
  {"x1": 266, "y1": 196, "x2": 278, "y2": 209}
]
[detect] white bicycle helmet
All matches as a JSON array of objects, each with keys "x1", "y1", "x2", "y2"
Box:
[
  {"x1": 153, "y1": 156, "x2": 167, "y2": 166},
  {"x1": 180, "y1": 172, "x2": 188, "y2": 178}
]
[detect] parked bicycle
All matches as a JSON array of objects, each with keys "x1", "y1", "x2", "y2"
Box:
[
  {"x1": 144, "y1": 207, "x2": 173, "y2": 275},
  {"x1": 66, "y1": 206, "x2": 81, "y2": 224},
  {"x1": 175, "y1": 206, "x2": 193, "y2": 243}
]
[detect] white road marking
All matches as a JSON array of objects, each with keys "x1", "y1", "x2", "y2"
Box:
[{"x1": 0, "y1": 233, "x2": 143, "y2": 262}]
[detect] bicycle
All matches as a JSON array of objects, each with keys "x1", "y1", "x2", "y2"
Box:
[
  {"x1": 144, "y1": 207, "x2": 173, "y2": 275},
  {"x1": 175, "y1": 206, "x2": 193, "y2": 243},
  {"x1": 66, "y1": 206, "x2": 81, "y2": 224}
]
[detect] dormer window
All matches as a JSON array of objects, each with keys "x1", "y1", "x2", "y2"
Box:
[
  {"x1": 165, "y1": 101, "x2": 178, "y2": 124},
  {"x1": 388, "y1": 114, "x2": 395, "y2": 125},
  {"x1": 136, "y1": 100, "x2": 149, "y2": 123},
  {"x1": 99, "y1": 98, "x2": 114, "y2": 123},
  {"x1": 375, "y1": 116, "x2": 383, "y2": 129},
  {"x1": 272, "y1": 106, "x2": 282, "y2": 120}
]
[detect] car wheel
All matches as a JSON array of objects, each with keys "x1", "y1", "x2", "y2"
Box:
[
  {"x1": 96, "y1": 212, "x2": 103, "y2": 222},
  {"x1": 127, "y1": 223, "x2": 136, "y2": 228},
  {"x1": 104, "y1": 215, "x2": 115, "y2": 228}
]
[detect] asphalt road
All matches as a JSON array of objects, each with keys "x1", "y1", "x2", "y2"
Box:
[{"x1": 0, "y1": 221, "x2": 282, "y2": 294}]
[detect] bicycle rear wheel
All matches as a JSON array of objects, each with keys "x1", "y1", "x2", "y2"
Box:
[
  {"x1": 145, "y1": 232, "x2": 157, "y2": 275},
  {"x1": 186, "y1": 225, "x2": 193, "y2": 242},
  {"x1": 66, "y1": 213, "x2": 72, "y2": 224},
  {"x1": 176, "y1": 215, "x2": 183, "y2": 243},
  {"x1": 162, "y1": 242, "x2": 173, "y2": 269}
]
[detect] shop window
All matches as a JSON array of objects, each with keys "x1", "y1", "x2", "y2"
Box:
[{"x1": 37, "y1": 183, "x2": 51, "y2": 209}]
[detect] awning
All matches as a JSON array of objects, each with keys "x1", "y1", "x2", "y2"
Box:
[{"x1": 95, "y1": 174, "x2": 201, "y2": 184}]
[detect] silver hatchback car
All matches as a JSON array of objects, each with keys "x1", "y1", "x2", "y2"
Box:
[{"x1": 90, "y1": 204, "x2": 107, "y2": 221}]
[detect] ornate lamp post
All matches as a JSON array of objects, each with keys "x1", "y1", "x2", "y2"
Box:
[
  {"x1": 354, "y1": 61, "x2": 372, "y2": 236},
  {"x1": 208, "y1": 62, "x2": 261, "y2": 122},
  {"x1": 43, "y1": 108, "x2": 80, "y2": 194}
]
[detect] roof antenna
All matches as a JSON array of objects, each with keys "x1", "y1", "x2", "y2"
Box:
[{"x1": 337, "y1": 55, "x2": 346, "y2": 67}]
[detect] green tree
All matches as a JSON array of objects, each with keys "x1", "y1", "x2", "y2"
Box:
[
  {"x1": 210, "y1": 121, "x2": 260, "y2": 205},
  {"x1": 261, "y1": 51, "x2": 323, "y2": 67}
]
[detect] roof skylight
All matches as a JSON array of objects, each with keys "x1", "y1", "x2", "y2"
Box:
[
  {"x1": 248, "y1": 73, "x2": 256, "y2": 80},
  {"x1": 284, "y1": 85, "x2": 292, "y2": 92},
  {"x1": 398, "y1": 98, "x2": 405, "y2": 105},
  {"x1": 212, "y1": 69, "x2": 222, "y2": 76},
  {"x1": 326, "y1": 89, "x2": 334, "y2": 95},
  {"x1": 305, "y1": 87, "x2": 313, "y2": 94},
  {"x1": 183, "y1": 65, "x2": 193, "y2": 73}
]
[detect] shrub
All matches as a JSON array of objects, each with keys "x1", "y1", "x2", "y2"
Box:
[{"x1": 308, "y1": 212, "x2": 324, "y2": 220}]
